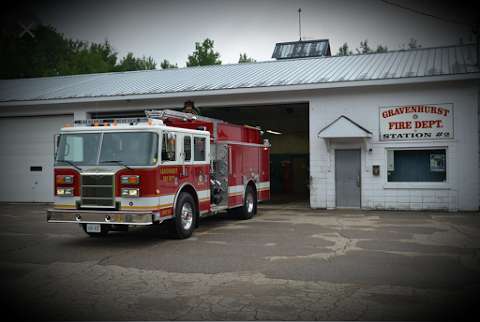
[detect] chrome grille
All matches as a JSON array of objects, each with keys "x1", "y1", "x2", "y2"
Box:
[{"x1": 80, "y1": 174, "x2": 115, "y2": 208}]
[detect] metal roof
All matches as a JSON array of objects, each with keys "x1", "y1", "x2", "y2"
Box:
[
  {"x1": 272, "y1": 39, "x2": 331, "y2": 59},
  {"x1": 0, "y1": 44, "x2": 478, "y2": 104}
]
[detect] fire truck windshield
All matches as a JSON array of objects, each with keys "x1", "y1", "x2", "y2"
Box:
[{"x1": 55, "y1": 132, "x2": 158, "y2": 167}]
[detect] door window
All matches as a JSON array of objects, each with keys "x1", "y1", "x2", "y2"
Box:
[
  {"x1": 162, "y1": 132, "x2": 176, "y2": 162},
  {"x1": 184, "y1": 136, "x2": 192, "y2": 161},
  {"x1": 194, "y1": 136, "x2": 206, "y2": 161}
]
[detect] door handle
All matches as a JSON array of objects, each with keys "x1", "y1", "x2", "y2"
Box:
[{"x1": 356, "y1": 175, "x2": 360, "y2": 187}]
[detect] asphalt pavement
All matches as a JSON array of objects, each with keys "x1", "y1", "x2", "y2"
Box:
[{"x1": 1, "y1": 202, "x2": 480, "y2": 320}]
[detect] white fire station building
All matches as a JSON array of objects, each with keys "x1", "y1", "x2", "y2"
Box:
[{"x1": 0, "y1": 41, "x2": 479, "y2": 211}]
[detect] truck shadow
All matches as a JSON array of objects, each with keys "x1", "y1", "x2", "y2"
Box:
[{"x1": 61, "y1": 211, "x2": 244, "y2": 248}]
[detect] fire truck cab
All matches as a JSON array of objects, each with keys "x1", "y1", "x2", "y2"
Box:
[{"x1": 47, "y1": 109, "x2": 270, "y2": 238}]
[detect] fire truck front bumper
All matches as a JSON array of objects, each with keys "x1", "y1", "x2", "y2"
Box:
[{"x1": 46, "y1": 208, "x2": 163, "y2": 225}]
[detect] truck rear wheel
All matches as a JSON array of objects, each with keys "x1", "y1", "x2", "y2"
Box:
[
  {"x1": 81, "y1": 224, "x2": 110, "y2": 237},
  {"x1": 238, "y1": 185, "x2": 257, "y2": 220},
  {"x1": 170, "y1": 192, "x2": 196, "y2": 239}
]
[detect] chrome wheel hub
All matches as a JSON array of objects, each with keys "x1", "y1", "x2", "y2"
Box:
[
  {"x1": 246, "y1": 193, "x2": 254, "y2": 213},
  {"x1": 181, "y1": 203, "x2": 193, "y2": 230}
]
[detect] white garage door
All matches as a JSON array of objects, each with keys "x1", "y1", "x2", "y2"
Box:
[{"x1": 0, "y1": 115, "x2": 73, "y2": 202}]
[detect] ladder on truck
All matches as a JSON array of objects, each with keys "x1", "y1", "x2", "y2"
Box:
[
  {"x1": 145, "y1": 109, "x2": 224, "y2": 124},
  {"x1": 71, "y1": 109, "x2": 223, "y2": 128}
]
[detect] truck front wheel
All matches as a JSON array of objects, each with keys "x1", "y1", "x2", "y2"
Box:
[
  {"x1": 239, "y1": 185, "x2": 257, "y2": 220},
  {"x1": 171, "y1": 192, "x2": 196, "y2": 239}
]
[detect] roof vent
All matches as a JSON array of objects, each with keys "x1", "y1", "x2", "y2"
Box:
[{"x1": 272, "y1": 39, "x2": 331, "y2": 60}]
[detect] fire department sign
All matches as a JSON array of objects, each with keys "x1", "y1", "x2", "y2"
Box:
[{"x1": 380, "y1": 103, "x2": 454, "y2": 141}]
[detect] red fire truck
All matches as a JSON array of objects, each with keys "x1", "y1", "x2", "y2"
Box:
[{"x1": 47, "y1": 109, "x2": 270, "y2": 238}]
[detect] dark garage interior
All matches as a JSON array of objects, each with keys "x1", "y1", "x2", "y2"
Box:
[{"x1": 202, "y1": 103, "x2": 309, "y2": 205}]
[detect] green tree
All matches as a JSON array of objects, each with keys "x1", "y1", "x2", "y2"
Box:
[
  {"x1": 186, "y1": 38, "x2": 221, "y2": 67},
  {"x1": 238, "y1": 53, "x2": 256, "y2": 63},
  {"x1": 375, "y1": 45, "x2": 388, "y2": 53},
  {"x1": 355, "y1": 40, "x2": 388, "y2": 54},
  {"x1": 408, "y1": 38, "x2": 421, "y2": 49},
  {"x1": 66, "y1": 40, "x2": 118, "y2": 75},
  {"x1": 1, "y1": 25, "x2": 72, "y2": 78},
  {"x1": 0, "y1": 24, "x2": 156, "y2": 79},
  {"x1": 337, "y1": 43, "x2": 353, "y2": 56},
  {"x1": 115, "y1": 52, "x2": 156, "y2": 72},
  {"x1": 160, "y1": 59, "x2": 178, "y2": 69},
  {"x1": 356, "y1": 39, "x2": 372, "y2": 54}
]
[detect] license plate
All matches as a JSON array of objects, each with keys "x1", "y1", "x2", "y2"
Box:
[{"x1": 86, "y1": 224, "x2": 101, "y2": 233}]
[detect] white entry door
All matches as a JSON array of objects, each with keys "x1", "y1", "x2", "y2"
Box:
[
  {"x1": 0, "y1": 115, "x2": 73, "y2": 202},
  {"x1": 335, "y1": 149, "x2": 361, "y2": 208}
]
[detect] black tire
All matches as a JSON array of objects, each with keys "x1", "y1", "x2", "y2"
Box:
[
  {"x1": 170, "y1": 192, "x2": 196, "y2": 239},
  {"x1": 81, "y1": 224, "x2": 110, "y2": 237},
  {"x1": 238, "y1": 185, "x2": 257, "y2": 220}
]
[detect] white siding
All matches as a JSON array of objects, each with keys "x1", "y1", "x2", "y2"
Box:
[
  {"x1": 0, "y1": 115, "x2": 73, "y2": 202},
  {"x1": 309, "y1": 82, "x2": 479, "y2": 211},
  {"x1": 0, "y1": 78, "x2": 477, "y2": 211}
]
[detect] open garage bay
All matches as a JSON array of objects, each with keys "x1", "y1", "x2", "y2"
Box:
[{"x1": 203, "y1": 103, "x2": 310, "y2": 205}]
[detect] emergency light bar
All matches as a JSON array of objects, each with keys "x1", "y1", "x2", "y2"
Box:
[{"x1": 73, "y1": 118, "x2": 149, "y2": 127}]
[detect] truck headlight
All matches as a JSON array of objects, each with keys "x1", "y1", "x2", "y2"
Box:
[
  {"x1": 121, "y1": 188, "x2": 139, "y2": 198},
  {"x1": 56, "y1": 187, "x2": 74, "y2": 196},
  {"x1": 56, "y1": 175, "x2": 74, "y2": 184},
  {"x1": 121, "y1": 175, "x2": 140, "y2": 185}
]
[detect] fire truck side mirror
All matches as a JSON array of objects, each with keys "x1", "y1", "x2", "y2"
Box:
[{"x1": 53, "y1": 134, "x2": 60, "y2": 159}]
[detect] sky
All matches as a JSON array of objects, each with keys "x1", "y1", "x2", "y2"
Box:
[{"x1": 27, "y1": 0, "x2": 479, "y2": 67}]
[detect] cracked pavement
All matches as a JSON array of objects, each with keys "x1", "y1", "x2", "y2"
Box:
[{"x1": 1, "y1": 203, "x2": 480, "y2": 320}]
